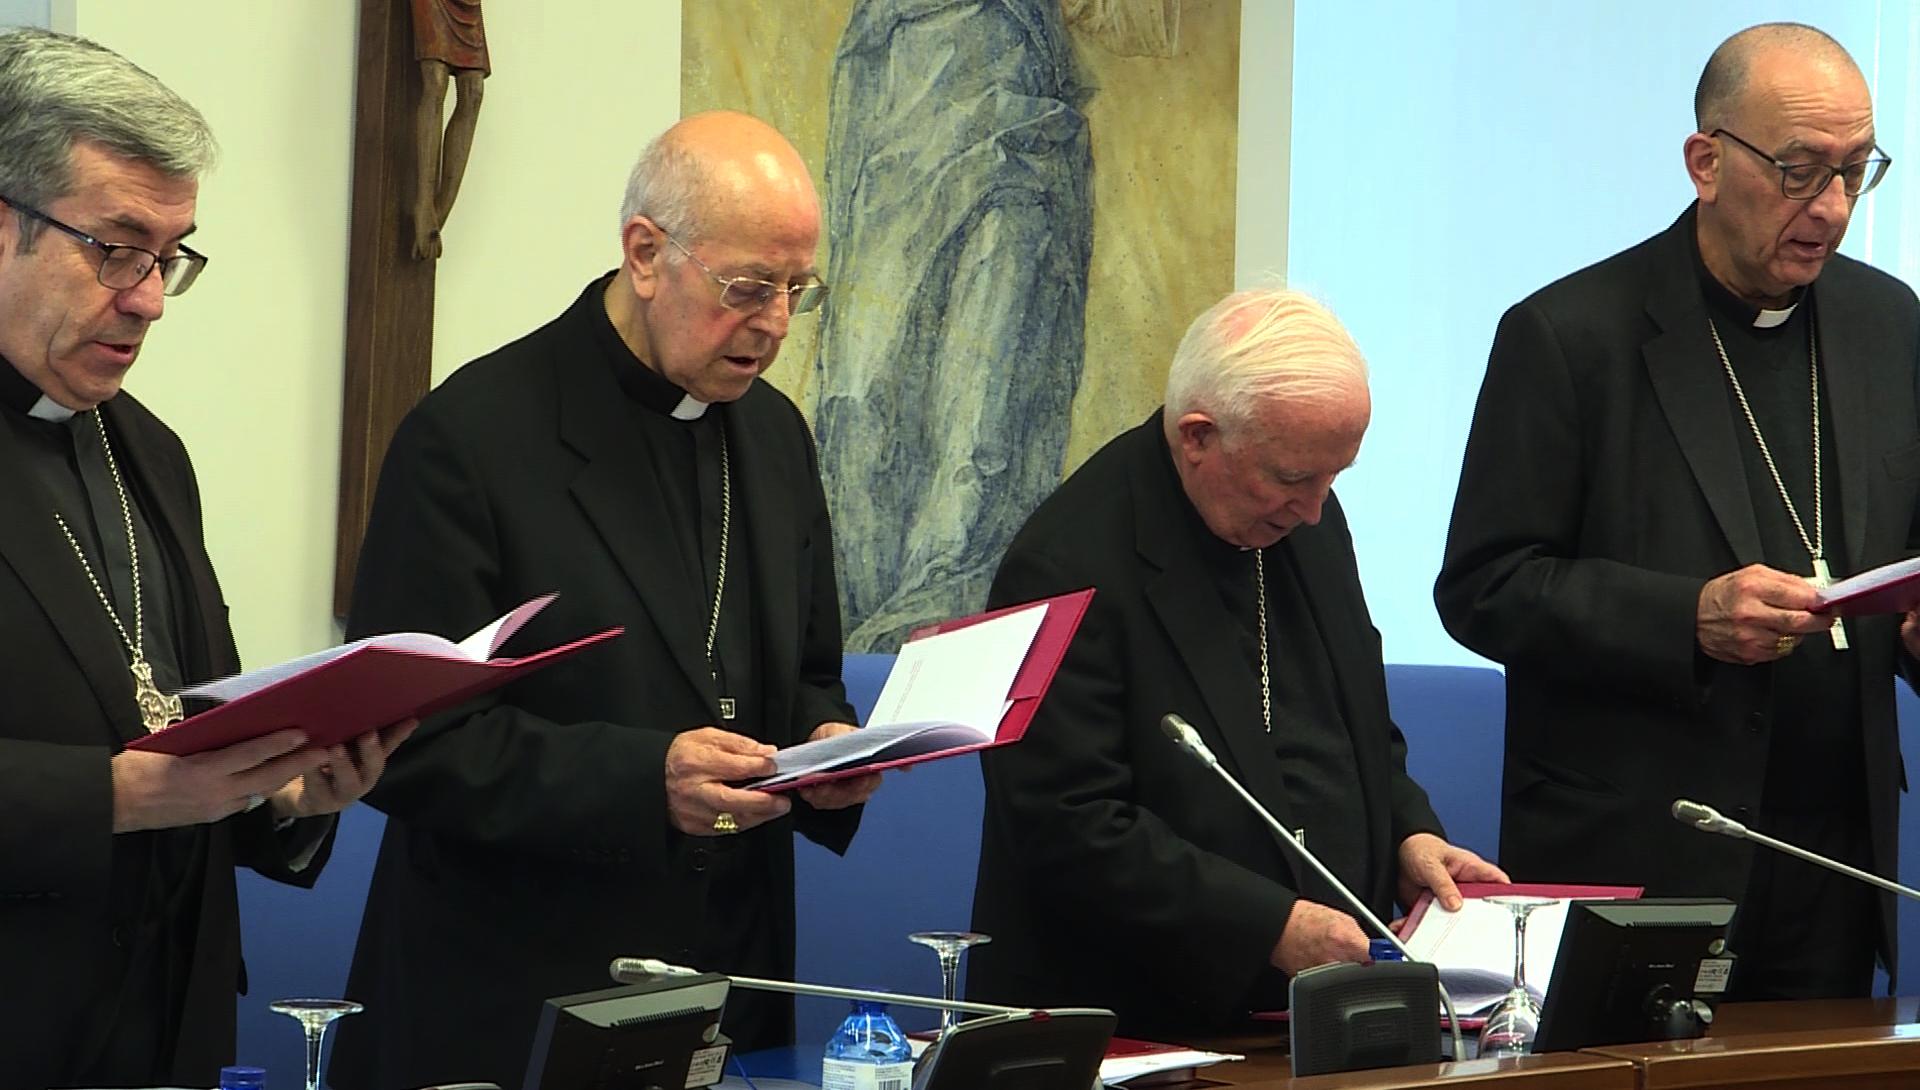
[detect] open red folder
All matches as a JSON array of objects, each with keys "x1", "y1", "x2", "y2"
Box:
[
  {"x1": 750, "y1": 588, "x2": 1094, "y2": 793},
  {"x1": 128, "y1": 594, "x2": 623, "y2": 756},
  {"x1": 1812, "y1": 554, "x2": 1920, "y2": 617}
]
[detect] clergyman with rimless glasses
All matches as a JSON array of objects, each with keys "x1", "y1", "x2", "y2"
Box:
[
  {"x1": 1438, "y1": 20, "x2": 1920, "y2": 1004},
  {"x1": 0, "y1": 27, "x2": 415, "y2": 1089},
  {"x1": 330, "y1": 110, "x2": 884, "y2": 1089}
]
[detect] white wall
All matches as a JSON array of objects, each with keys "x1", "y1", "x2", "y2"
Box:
[
  {"x1": 71, "y1": 2, "x2": 680, "y2": 668},
  {"x1": 1234, "y1": 0, "x2": 1291, "y2": 288}
]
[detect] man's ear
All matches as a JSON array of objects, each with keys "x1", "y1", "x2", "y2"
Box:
[
  {"x1": 620, "y1": 215, "x2": 665, "y2": 300},
  {"x1": 1683, "y1": 132, "x2": 1721, "y2": 204},
  {"x1": 1174, "y1": 411, "x2": 1220, "y2": 464}
]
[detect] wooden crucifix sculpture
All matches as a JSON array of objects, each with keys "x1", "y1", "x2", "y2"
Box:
[{"x1": 334, "y1": 0, "x2": 490, "y2": 615}]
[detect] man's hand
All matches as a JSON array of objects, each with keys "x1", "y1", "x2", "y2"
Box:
[
  {"x1": 1271, "y1": 899, "x2": 1371, "y2": 974},
  {"x1": 269, "y1": 720, "x2": 419, "y2": 821},
  {"x1": 1397, "y1": 832, "x2": 1509, "y2": 911},
  {"x1": 1902, "y1": 609, "x2": 1920, "y2": 661},
  {"x1": 665, "y1": 727, "x2": 792, "y2": 836},
  {"x1": 111, "y1": 728, "x2": 328, "y2": 834},
  {"x1": 1697, "y1": 564, "x2": 1830, "y2": 665},
  {"x1": 795, "y1": 721, "x2": 883, "y2": 811}
]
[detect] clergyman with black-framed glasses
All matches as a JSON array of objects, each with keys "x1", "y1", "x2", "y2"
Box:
[{"x1": 1437, "y1": 19, "x2": 1920, "y2": 1007}]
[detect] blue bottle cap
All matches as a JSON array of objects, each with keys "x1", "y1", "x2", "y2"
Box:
[
  {"x1": 219, "y1": 1066, "x2": 267, "y2": 1090},
  {"x1": 1370, "y1": 938, "x2": 1405, "y2": 961}
]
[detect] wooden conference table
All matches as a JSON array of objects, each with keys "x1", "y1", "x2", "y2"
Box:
[{"x1": 1178, "y1": 998, "x2": 1920, "y2": 1089}]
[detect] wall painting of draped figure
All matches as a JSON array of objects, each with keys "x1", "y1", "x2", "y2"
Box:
[{"x1": 684, "y1": 0, "x2": 1240, "y2": 651}]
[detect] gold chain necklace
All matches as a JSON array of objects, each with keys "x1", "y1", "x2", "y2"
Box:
[
  {"x1": 704, "y1": 423, "x2": 735, "y2": 720},
  {"x1": 1709, "y1": 314, "x2": 1848, "y2": 650},
  {"x1": 50, "y1": 410, "x2": 184, "y2": 732}
]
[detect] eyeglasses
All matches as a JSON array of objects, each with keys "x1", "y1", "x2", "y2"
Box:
[
  {"x1": 661, "y1": 230, "x2": 827, "y2": 316},
  {"x1": 1710, "y1": 129, "x2": 1893, "y2": 200},
  {"x1": 0, "y1": 195, "x2": 207, "y2": 296}
]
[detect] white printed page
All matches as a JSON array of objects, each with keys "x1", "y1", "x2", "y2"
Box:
[{"x1": 867, "y1": 603, "x2": 1047, "y2": 732}]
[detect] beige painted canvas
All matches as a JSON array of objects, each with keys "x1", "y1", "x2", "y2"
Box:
[{"x1": 684, "y1": 0, "x2": 1239, "y2": 649}]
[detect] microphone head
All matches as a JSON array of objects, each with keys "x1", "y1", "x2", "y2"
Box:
[
  {"x1": 1159, "y1": 713, "x2": 1192, "y2": 747},
  {"x1": 1670, "y1": 798, "x2": 1745, "y2": 837},
  {"x1": 609, "y1": 956, "x2": 690, "y2": 983}
]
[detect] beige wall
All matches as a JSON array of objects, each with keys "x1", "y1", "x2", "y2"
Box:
[
  {"x1": 64, "y1": 1, "x2": 1281, "y2": 665},
  {"x1": 72, "y1": 1, "x2": 682, "y2": 669}
]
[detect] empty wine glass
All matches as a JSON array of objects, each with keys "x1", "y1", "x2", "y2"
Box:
[
  {"x1": 908, "y1": 931, "x2": 990, "y2": 1036},
  {"x1": 1477, "y1": 897, "x2": 1554, "y2": 1058},
  {"x1": 269, "y1": 997, "x2": 364, "y2": 1090}
]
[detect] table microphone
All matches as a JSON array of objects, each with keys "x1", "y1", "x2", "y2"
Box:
[
  {"x1": 1160, "y1": 713, "x2": 1467, "y2": 1062},
  {"x1": 1670, "y1": 798, "x2": 1920, "y2": 902},
  {"x1": 609, "y1": 957, "x2": 1026, "y2": 1016}
]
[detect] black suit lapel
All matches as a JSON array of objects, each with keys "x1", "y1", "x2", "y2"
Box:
[
  {"x1": 729, "y1": 397, "x2": 801, "y2": 731},
  {"x1": 1643, "y1": 224, "x2": 1766, "y2": 565},
  {"x1": 558, "y1": 356, "x2": 717, "y2": 710},
  {"x1": 1130, "y1": 428, "x2": 1301, "y2": 839},
  {"x1": 0, "y1": 418, "x2": 137, "y2": 744},
  {"x1": 1283, "y1": 519, "x2": 1392, "y2": 868},
  {"x1": 1810, "y1": 272, "x2": 1878, "y2": 572}
]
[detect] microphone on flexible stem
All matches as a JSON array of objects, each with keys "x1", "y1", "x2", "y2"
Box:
[
  {"x1": 609, "y1": 957, "x2": 1027, "y2": 1016},
  {"x1": 1670, "y1": 798, "x2": 1920, "y2": 902},
  {"x1": 1160, "y1": 713, "x2": 1467, "y2": 1063}
]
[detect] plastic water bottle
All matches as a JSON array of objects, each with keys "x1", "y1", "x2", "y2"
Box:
[
  {"x1": 218, "y1": 1066, "x2": 266, "y2": 1090},
  {"x1": 821, "y1": 999, "x2": 914, "y2": 1090}
]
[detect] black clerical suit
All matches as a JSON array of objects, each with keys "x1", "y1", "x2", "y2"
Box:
[
  {"x1": 330, "y1": 275, "x2": 860, "y2": 1089},
  {"x1": 968, "y1": 413, "x2": 1445, "y2": 1034},
  {"x1": 1436, "y1": 205, "x2": 1920, "y2": 996},
  {"x1": 0, "y1": 366, "x2": 333, "y2": 1088}
]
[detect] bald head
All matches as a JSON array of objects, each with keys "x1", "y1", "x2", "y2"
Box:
[
  {"x1": 1695, "y1": 23, "x2": 1863, "y2": 133},
  {"x1": 619, "y1": 109, "x2": 818, "y2": 245}
]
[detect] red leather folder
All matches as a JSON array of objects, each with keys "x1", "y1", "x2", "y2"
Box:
[
  {"x1": 757, "y1": 588, "x2": 1095, "y2": 792},
  {"x1": 1813, "y1": 556, "x2": 1920, "y2": 617},
  {"x1": 1399, "y1": 881, "x2": 1644, "y2": 937},
  {"x1": 127, "y1": 624, "x2": 623, "y2": 757}
]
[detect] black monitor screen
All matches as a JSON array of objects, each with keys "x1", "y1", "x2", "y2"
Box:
[
  {"x1": 1532, "y1": 897, "x2": 1737, "y2": 1053},
  {"x1": 522, "y1": 975, "x2": 731, "y2": 1090}
]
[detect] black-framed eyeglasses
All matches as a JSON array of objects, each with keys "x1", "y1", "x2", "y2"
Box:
[
  {"x1": 661, "y1": 230, "x2": 827, "y2": 317},
  {"x1": 1710, "y1": 129, "x2": 1893, "y2": 200},
  {"x1": 0, "y1": 195, "x2": 207, "y2": 296}
]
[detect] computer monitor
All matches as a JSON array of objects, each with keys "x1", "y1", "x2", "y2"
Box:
[
  {"x1": 1532, "y1": 897, "x2": 1738, "y2": 1053},
  {"x1": 522, "y1": 973, "x2": 731, "y2": 1090}
]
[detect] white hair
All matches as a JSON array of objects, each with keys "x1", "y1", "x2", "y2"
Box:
[
  {"x1": 1163, "y1": 287, "x2": 1369, "y2": 437},
  {"x1": 617, "y1": 127, "x2": 705, "y2": 257}
]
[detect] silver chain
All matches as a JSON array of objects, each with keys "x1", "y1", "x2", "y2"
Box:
[
  {"x1": 703, "y1": 423, "x2": 731, "y2": 669},
  {"x1": 1255, "y1": 549, "x2": 1271, "y2": 734},
  {"x1": 51, "y1": 410, "x2": 146, "y2": 664},
  {"x1": 1708, "y1": 316, "x2": 1822, "y2": 564}
]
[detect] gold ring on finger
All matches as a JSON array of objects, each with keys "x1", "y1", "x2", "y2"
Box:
[
  {"x1": 1775, "y1": 634, "x2": 1796, "y2": 655},
  {"x1": 713, "y1": 812, "x2": 740, "y2": 835}
]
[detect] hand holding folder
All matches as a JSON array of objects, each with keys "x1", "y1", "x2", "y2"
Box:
[
  {"x1": 128, "y1": 594, "x2": 622, "y2": 757},
  {"x1": 749, "y1": 589, "x2": 1094, "y2": 792}
]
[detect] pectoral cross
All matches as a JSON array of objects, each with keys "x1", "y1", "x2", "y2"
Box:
[
  {"x1": 131, "y1": 657, "x2": 184, "y2": 733},
  {"x1": 1810, "y1": 557, "x2": 1850, "y2": 651}
]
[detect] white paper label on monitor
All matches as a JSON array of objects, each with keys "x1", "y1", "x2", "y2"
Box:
[
  {"x1": 686, "y1": 1043, "x2": 727, "y2": 1088},
  {"x1": 1694, "y1": 957, "x2": 1734, "y2": 995},
  {"x1": 821, "y1": 1059, "x2": 915, "y2": 1090}
]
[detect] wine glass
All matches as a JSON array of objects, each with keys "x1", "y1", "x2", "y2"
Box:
[
  {"x1": 269, "y1": 997, "x2": 364, "y2": 1090},
  {"x1": 907, "y1": 931, "x2": 990, "y2": 1036},
  {"x1": 1477, "y1": 897, "x2": 1555, "y2": 1058}
]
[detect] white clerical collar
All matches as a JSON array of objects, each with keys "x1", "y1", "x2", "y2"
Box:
[
  {"x1": 1753, "y1": 301, "x2": 1799, "y2": 329},
  {"x1": 29, "y1": 395, "x2": 76, "y2": 422},
  {"x1": 671, "y1": 394, "x2": 709, "y2": 420}
]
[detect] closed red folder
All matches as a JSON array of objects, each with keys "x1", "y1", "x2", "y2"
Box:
[
  {"x1": 758, "y1": 588, "x2": 1094, "y2": 792},
  {"x1": 127, "y1": 620, "x2": 622, "y2": 757}
]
